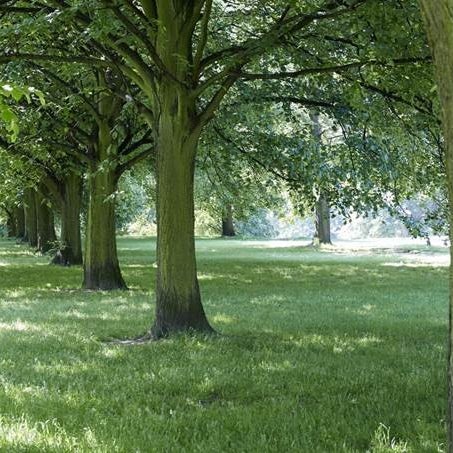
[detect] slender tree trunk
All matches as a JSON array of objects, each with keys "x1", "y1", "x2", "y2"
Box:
[
  {"x1": 15, "y1": 205, "x2": 25, "y2": 240},
  {"x1": 36, "y1": 189, "x2": 57, "y2": 254},
  {"x1": 83, "y1": 125, "x2": 126, "y2": 290},
  {"x1": 24, "y1": 189, "x2": 38, "y2": 247},
  {"x1": 314, "y1": 195, "x2": 332, "y2": 245},
  {"x1": 151, "y1": 83, "x2": 212, "y2": 337},
  {"x1": 51, "y1": 173, "x2": 83, "y2": 266},
  {"x1": 222, "y1": 205, "x2": 236, "y2": 237},
  {"x1": 310, "y1": 111, "x2": 332, "y2": 246},
  {"x1": 420, "y1": 3, "x2": 453, "y2": 450}
]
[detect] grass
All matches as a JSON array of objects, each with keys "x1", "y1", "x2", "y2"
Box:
[{"x1": 0, "y1": 236, "x2": 449, "y2": 452}]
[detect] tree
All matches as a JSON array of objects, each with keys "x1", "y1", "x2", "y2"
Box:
[
  {"x1": 4, "y1": 60, "x2": 153, "y2": 284},
  {"x1": 24, "y1": 188, "x2": 38, "y2": 247},
  {"x1": 35, "y1": 184, "x2": 57, "y2": 254},
  {"x1": 310, "y1": 112, "x2": 332, "y2": 245},
  {"x1": 1, "y1": 0, "x2": 433, "y2": 337},
  {"x1": 0, "y1": 150, "x2": 38, "y2": 242},
  {"x1": 419, "y1": 2, "x2": 453, "y2": 450},
  {"x1": 222, "y1": 205, "x2": 236, "y2": 237}
]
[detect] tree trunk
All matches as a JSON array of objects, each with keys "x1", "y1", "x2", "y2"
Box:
[
  {"x1": 36, "y1": 189, "x2": 57, "y2": 254},
  {"x1": 24, "y1": 189, "x2": 38, "y2": 247},
  {"x1": 51, "y1": 173, "x2": 83, "y2": 266},
  {"x1": 222, "y1": 204, "x2": 236, "y2": 237},
  {"x1": 6, "y1": 210, "x2": 16, "y2": 238},
  {"x1": 314, "y1": 196, "x2": 332, "y2": 245},
  {"x1": 151, "y1": 83, "x2": 212, "y2": 337},
  {"x1": 83, "y1": 125, "x2": 126, "y2": 290},
  {"x1": 15, "y1": 205, "x2": 25, "y2": 240},
  {"x1": 420, "y1": 3, "x2": 453, "y2": 450},
  {"x1": 310, "y1": 111, "x2": 332, "y2": 246}
]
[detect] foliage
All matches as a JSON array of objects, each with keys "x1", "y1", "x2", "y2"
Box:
[
  {"x1": 0, "y1": 82, "x2": 44, "y2": 141},
  {"x1": 236, "y1": 209, "x2": 280, "y2": 238}
]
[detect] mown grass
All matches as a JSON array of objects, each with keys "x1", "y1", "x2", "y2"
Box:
[{"x1": 0, "y1": 236, "x2": 448, "y2": 452}]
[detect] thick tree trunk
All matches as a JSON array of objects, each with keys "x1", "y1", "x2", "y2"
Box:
[
  {"x1": 151, "y1": 84, "x2": 212, "y2": 337},
  {"x1": 51, "y1": 173, "x2": 83, "y2": 266},
  {"x1": 24, "y1": 189, "x2": 38, "y2": 247},
  {"x1": 36, "y1": 189, "x2": 57, "y2": 254},
  {"x1": 222, "y1": 205, "x2": 236, "y2": 237},
  {"x1": 420, "y1": 3, "x2": 453, "y2": 451},
  {"x1": 83, "y1": 125, "x2": 126, "y2": 290},
  {"x1": 135, "y1": 3, "x2": 214, "y2": 337},
  {"x1": 314, "y1": 196, "x2": 332, "y2": 245},
  {"x1": 15, "y1": 205, "x2": 25, "y2": 240}
]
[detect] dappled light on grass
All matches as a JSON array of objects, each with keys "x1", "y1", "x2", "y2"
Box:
[
  {"x1": 353, "y1": 304, "x2": 377, "y2": 316},
  {"x1": 249, "y1": 294, "x2": 287, "y2": 307},
  {"x1": 0, "y1": 320, "x2": 40, "y2": 332},
  {"x1": 0, "y1": 416, "x2": 83, "y2": 451},
  {"x1": 2, "y1": 289, "x2": 29, "y2": 299},
  {"x1": 199, "y1": 272, "x2": 252, "y2": 284},
  {"x1": 285, "y1": 333, "x2": 383, "y2": 353},
  {"x1": 211, "y1": 313, "x2": 237, "y2": 325},
  {"x1": 382, "y1": 257, "x2": 449, "y2": 268},
  {"x1": 0, "y1": 237, "x2": 449, "y2": 451}
]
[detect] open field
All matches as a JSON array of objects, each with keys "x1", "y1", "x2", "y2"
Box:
[{"x1": 0, "y1": 237, "x2": 449, "y2": 452}]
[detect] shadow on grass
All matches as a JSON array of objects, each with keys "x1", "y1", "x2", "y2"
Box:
[
  {"x1": 0, "y1": 319, "x2": 446, "y2": 451},
  {"x1": 0, "y1": 237, "x2": 448, "y2": 451}
]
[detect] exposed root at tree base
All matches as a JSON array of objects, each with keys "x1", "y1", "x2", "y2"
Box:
[
  {"x1": 106, "y1": 331, "x2": 157, "y2": 345},
  {"x1": 106, "y1": 326, "x2": 218, "y2": 346}
]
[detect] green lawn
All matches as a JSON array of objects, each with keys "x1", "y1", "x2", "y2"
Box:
[{"x1": 0, "y1": 237, "x2": 448, "y2": 452}]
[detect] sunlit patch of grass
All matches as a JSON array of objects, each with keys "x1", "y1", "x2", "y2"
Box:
[
  {"x1": 0, "y1": 320, "x2": 41, "y2": 332},
  {"x1": 0, "y1": 236, "x2": 448, "y2": 452}
]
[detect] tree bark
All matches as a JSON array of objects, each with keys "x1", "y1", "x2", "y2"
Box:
[
  {"x1": 145, "y1": 4, "x2": 213, "y2": 337},
  {"x1": 24, "y1": 188, "x2": 38, "y2": 247},
  {"x1": 310, "y1": 111, "x2": 332, "y2": 246},
  {"x1": 82, "y1": 123, "x2": 126, "y2": 290},
  {"x1": 151, "y1": 81, "x2": 212, "y2": 337},
  {"x1": 50, "y1": 173, "x2": 83, "y2": 266},
  {"x1": 6, "y1": 209, "x2": 16, "y2": 238},
  {"x1": 36, "y1": 188, "x2": 57, "y2": 254},
  {"x1": 222, "y1": 204, "x2": 236, "y2": 237},
  {"x1": 314, "y1": 195, "x2": 332, "y2": 245},
  {"x1": 420, "y1": 3, "x2": 453, "y2": 450},
  {"x1": 15, "y1": 205, "x2": 25, "y2": 240}
]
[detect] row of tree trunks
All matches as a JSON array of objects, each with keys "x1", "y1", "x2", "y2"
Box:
[
  {"x1": 24, "y1": 188, "x2": 38, "y2": 247},
  {"x1": 6, "y1": 210, "x2": 17, "y2": 238},
  {"x1": 15, "y1": 205, "x2": 25, "y2": 239},
  {"x1": 23, "y1": 187, "x2": 57, "y2": 252},
  {"x1": 48, "y1": 172, "x2": 83, "y2": 266},
  {"x1": 4, "y1": 204, "x2": 26, "y2": 240},
  {"x1": 6, "y1": 188, "x2": 57, "y2": 253},
  {"x1": 36, "y1": 187, "x2": 57, "y2": 253}
]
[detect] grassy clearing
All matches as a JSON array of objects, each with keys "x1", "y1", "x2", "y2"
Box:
[{"x1": 0, "y1": 236, "x2": 448, "y2": 452}]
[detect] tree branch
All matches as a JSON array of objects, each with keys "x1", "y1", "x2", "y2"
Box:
[
  {"x1": 193, "y1": 0, "x2": 213, "y2": 77},
  {"x1": 213, "y1": 126, "x2": 298, "y2": 184},
  {"x1": 238, "y1": 57, "x2": 432, "y2": 81}
]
